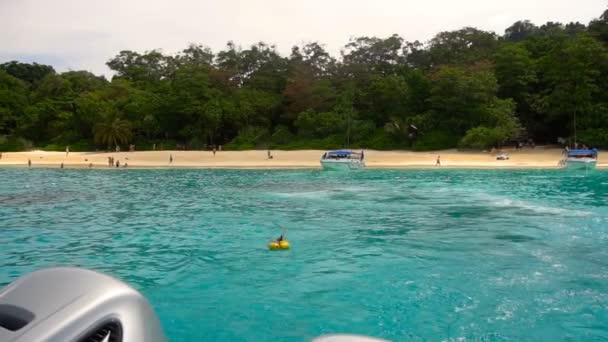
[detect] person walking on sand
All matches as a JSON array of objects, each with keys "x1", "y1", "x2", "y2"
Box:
[
  {"x1": 60, "y1": 162, "x2": 64, "y2": 169},
  {"x1": 213, "y1": 146, "x2": 216, "y2": 156},
  {"x1": 436, "y1": 155, "x2": 441, "y2": 166},
  {"x1": 116, "y1": 160, "x2": 120, "y2": 168},
  {"x1": 65, "y1": 146, "x2": 70, "y2": 156},
  {"x1": 169, "y1": 154, "x2": 173, "y2": 163},
  {"x1": 28, "y1": 159, "x2": 31, "y2": 167}
]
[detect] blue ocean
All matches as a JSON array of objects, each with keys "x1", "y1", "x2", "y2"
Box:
[{"x1": 1, "y1": 168, "x2": 608, "y2": 341}]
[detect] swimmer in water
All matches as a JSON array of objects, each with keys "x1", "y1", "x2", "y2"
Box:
[{"x1": 275, "y1": 225, "x2": 287, "y2": 242}]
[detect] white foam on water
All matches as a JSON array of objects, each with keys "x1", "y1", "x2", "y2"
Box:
[
  {"x1": 532, "y1": 250, "x2": 553, "y2": 263},
  {"x1": 493, "y1": 301, "x2": 516, "y2": 321},
  {"x1": 335, "y1": 185, "x2": 377, "y2": 193},
  {"x1": 471, "y1": 192, "x2": 592, "y2": 217},
  {"x1": 271, "y1": 190, "x2": 331, "y2": 199},
  {"x1": 454, "y1": 302, "x2": 478, "y2": 313},
  {"x1": 441, "y1": 337, "x2": 466, "y2": 342},
  {"x1": 269, "y1": 184, "x2": 379, "y2": 200}
]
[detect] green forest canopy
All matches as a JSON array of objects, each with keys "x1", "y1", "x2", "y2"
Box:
[{"x1": 1, "y1": 10, "x2": 608, "y2": 152}]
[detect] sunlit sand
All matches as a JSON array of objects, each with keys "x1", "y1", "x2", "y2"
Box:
[{"x1": 1, "y1": 148, "x2": 604, "y2": 169}]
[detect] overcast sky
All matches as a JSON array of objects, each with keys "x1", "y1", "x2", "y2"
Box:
[{"x1": 0, "y1": 0, "x2": 605, "y2": 77}]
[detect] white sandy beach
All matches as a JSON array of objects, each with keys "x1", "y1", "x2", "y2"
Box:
[{"x1": 0, "y1": 148, "x2": 605, "y2": 169}]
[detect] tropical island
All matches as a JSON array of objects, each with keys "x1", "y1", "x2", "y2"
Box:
[{"x1": 1, "y1": 10, "x2": 607, "y2": 160}]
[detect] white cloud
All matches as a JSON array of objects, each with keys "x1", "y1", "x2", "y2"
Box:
[{"x1": 0, "y1": 0, "x2": 605, "y2": 77}]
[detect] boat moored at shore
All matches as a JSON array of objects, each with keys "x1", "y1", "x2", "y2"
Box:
[
  {"x1": 320, "y1": 150, "x2": 365, "y2": 171},
  {"x1": 560, "y1": 149, "x2": 598, "y2": 170}
]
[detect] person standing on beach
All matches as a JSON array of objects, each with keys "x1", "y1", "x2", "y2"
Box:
[
  {"x1": 436, "y1": 155, "x2": 441, "y2": 166},
  {"x1": 169, "y1": 154, "x2": 173, "y2": 163},
  {"x1": 66, "y1": 146, "x2": 69, "y2": 156},
  {"x1": 116, "y1": 160, "x2": 120, "y2": 168},
  {"x1": 213, "y1": 146, "x2": 216, "y2": 156},
  {"x1": 28, "y1": 159, "x2": 31, "y2": 167}
]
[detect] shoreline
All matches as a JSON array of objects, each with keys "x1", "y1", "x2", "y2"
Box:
[
  {"x1": 0, "y1": 149, "x2": 605, "y2": 170},
  {"x1": 0, "y1": 164, "x2": 571, "y2": 170}
]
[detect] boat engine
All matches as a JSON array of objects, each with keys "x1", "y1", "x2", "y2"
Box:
[{"x1": 0, "y1": 267, "x2": 166, "y2": 342}]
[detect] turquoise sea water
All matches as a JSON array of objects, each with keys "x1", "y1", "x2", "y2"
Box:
[{"x1": 1, "y1": 168, "x2": 608, "y2": 341}]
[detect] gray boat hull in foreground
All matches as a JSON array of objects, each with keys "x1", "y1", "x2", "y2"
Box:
[{"x1": 0, "y1": 267, "x2": 166, "y2": 342}]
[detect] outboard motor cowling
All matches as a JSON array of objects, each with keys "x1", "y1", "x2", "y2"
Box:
[{"x1": 0, "y1": 267, "x2": 166, "y2": 342}]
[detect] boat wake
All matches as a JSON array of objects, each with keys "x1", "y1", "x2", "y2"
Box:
[{"x1": 489, "y1": 198, "x2": 591, "y2": 216}]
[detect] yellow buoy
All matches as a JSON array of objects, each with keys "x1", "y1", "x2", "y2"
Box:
[{"x1": 268, "y1": 240, "x2": 290, "y2": 250}]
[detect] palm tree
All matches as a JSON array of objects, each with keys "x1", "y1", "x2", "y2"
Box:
[{"x1": 94, "y1": 117, "x2": 132, "y2": 150}]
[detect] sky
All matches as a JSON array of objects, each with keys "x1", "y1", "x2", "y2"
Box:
[{"x1": 0, "y1": 0, "x2": 606, "y2": 77}]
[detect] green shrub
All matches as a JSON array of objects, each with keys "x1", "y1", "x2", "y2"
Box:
[
  {"x1": 69, "y1": 139, "x2": 95, "y2": 152},
  {"x1": 271, "y1": 125, "x2": 295, "y2": 145},
  {"x1": 187, "y1": 137, "x2": 205, "y2": 150},
  {"x1": 0, "y1": 136, "x2": 30, "y2": 151},
  {"x1": 277, "y1": 135, "x2": 343, "y2": 150},
  {"x1": 360, "y1": 129, "x2": 403, "y2": 150},
  {"x1": 225, "y1": 127, "x2": 270, "y2": 150},
  {"x1": 295, "y1": 110, "x2": 344, "y2": 138},
  {"x1": 459, "y1": 126, "x2": 505, "y2": 149},
  {"x1": 413, "y1": 130, "x2": 459, "y2": 151},
  {"x1": 350, "y1": 120, "x2": 376, "y2": 145},
  {"x1": 131, "y1": 140, "x2": 178, "y2": 151},
  {"x1": 578, "y1": 129, "x2": 608, "y2": 149},
  {"x1": 42, "y1": 143, "x2": 64, "y2": 151}
]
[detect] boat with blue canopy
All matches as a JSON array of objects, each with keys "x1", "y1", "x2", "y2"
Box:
[
  {"x1": 320, "y1": 150, "x2": 365, "y2": 171},
  {"x1": 561, "y1": 149, "x2": 598, "y2": 170}
]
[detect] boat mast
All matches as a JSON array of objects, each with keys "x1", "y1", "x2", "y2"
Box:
[
  {"x1": 573, "y1": 110, "x2": 577, "y2": 147},
  {"x1": 346, "y1": 82, "x2": 355, "y2": 150},
  {"x1": 347, "y1": 104, "x2": 351, "y2": 149}
]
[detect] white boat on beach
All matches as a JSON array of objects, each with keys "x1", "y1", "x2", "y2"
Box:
[
  {"x1": 560, "y1": 110, "x2": 598, "y2": 171},
  {"x1": 560, "y1": 149, "x2": 598, "y2": 170},
  {"x1": 320, "y1": 150, "x2": 365, "y2": 171}
]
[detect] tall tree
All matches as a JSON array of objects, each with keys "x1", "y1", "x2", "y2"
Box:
[
  {"x1": 0, "y1": 61, "x2": 55, "y2": 86},
  {"x1": 588, "y1": 9, "x2": 608, "y2": 43},
  {"x1": 535, "y1": 34, "x2": 608, "y2": 141},
  {"x1": 494, "y1": 43, "x2": 537, "y2": 134},
  {"x1": 0, "y1": 70, "x2": 29, "y2": 135},
  {"x1": 428, "y1": 27, "x2": 498, "y2": 67},
  {"x1": 94, "y1": 116, "x2": 133, "y2": 149},
  {"x1": 504, "y1": 20, "x2": 539, "y2": 42}
]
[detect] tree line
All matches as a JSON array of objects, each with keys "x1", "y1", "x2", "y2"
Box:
[{"x1": 1, "y1": 9, "x2": 607, "y2": 152}]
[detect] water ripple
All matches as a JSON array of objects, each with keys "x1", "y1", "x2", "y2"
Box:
[{"x1": 1, "y1": 168, "x2": 608, "y2": 340}]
